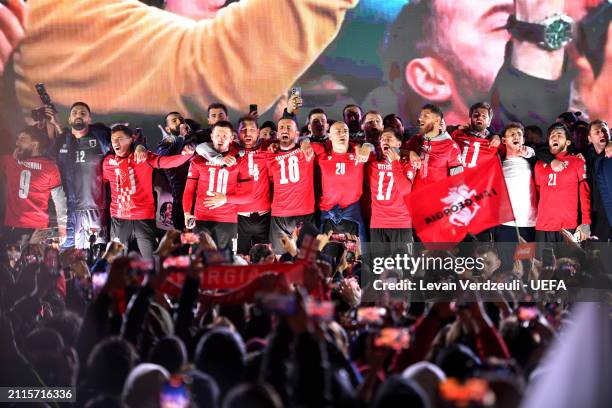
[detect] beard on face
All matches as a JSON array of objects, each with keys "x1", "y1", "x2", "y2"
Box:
[
  {"x1": 420, "y1": 122, "x2": 434, "y2": 135},
  {"x1": 14, "y1": 147, "x2": 32, "y2": 160},
  {"x1": 365, "y1": 126, "x2": 381, "y2": 140},
  {"x1": 169, "y1": 126, "x2": 181, "y2": 136},
  {"x1": 345, "y1": 113, "x2": 361, "y2": 133},
  {"x1": 311, "y1": 120, "x2": 326, "y2": 137},
  {"x1": 71, "y1": 119, "x2": 87, "y2": 131},
  {"x1": 471, "y1": 121, "x2": 487, "y2": 132}
]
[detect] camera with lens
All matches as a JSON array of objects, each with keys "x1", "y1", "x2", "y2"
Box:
[{"x1": 30, "y1": 83, "x2": 56, "y2": 122}]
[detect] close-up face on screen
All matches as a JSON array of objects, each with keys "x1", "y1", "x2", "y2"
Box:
[{"x1": 0, "y1": 0, "x2": 610, "y2": 407}]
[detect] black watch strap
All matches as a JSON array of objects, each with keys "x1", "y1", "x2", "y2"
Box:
[{"x1": 506, "y1": 14, "x2": 545, "y2": 44}]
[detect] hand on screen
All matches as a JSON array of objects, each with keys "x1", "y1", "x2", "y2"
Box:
[
  {"x1": 575, "y1": 22, "x2": 612, "y2": 123},
  {"x1": 0, "y1": 0, "x2": 26, "y2": 76}
]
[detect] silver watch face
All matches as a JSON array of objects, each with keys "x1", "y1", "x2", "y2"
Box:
[{"x1": 542, "y1": 14, "x2": 574, "y2": 50}]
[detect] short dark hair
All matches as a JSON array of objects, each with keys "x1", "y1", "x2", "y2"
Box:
[
  {"x1": 524, "y1": 125, "x2": 543, "y2": 137},
  {"x1": 237, "y1": 115, "x2": 258, "y2": 130},
  {"x1": 362, "y1": 110, "x2": 382, "y2": 125},
  {"x1": 70, "y1": 101, "x2": 91, "y2": 114},
  {"x1": 469, "y1": 102, "x2": 493, "y2": 118},
  {"x1": 381, "y1": 127, "x2": 403, "y2": 141},
  {"x1": 502, "y1": 122, "x2": 525, "y2": 137},
  {"x1": 211, "y1": 120, "x2": 234, "y2": 134},
  {"x1": 164, "y1": 111, "x2": 182, "y2": 122},
  {"x1": 308, "y1": 108, "x2": 326, "y2": 123},
  {"x1": 260, "y1": 121, "x2": 277, "y2": 132},
  {"x1": 21, "y1": 125, "x2": 50, "y2": 151},
  {"x1": 207, "y1": 103, "x2": 228, "y2": 115},
  {"x1": 343, "y1": 104, "x2": 363, "y2": 115},
  {"x1": 421, "y1": 103, "x2": 444, "y2": 119},
  {"x1": 110, "y1": 124, "x2": 134, "y2": 138},
  {"x1": 588, "y1": 119, "x2": 609, "y2": 134},
  {"x1": 383, "y1": 1, "x2": 437, "y2": 119},
  {"x1": 278, "y1": 115, "x2": 298, "y2": 128},
  {"x1": 383, "y1": 113, "x2": 404, "y2": 127},
  {"x1": 557, "y1": 111, "x2": 578, "y2": 126},
  {"x1": 547, "y1": 123, "x2": 570, "y2": 139},
  {"x1": 249, "y1": 244, "x2": 274, "y2": 264}
]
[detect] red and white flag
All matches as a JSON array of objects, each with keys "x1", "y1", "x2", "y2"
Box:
[{"x1": 409, "y1": 157, "x2": 514, "y2": 243}]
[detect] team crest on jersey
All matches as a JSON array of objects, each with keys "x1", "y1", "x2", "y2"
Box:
[
  {"x1": 89, "y1": 139, "x2": 97, "y2": 148},
  {"x1": 440, "y1": 184, "x2": 480, "y2": 227}
]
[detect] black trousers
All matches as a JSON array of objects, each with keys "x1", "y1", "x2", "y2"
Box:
[
  {"x1": 493, "y1": 225, "x2": 536, "y2": 269},
  {"x1": 369, "y1": 228, "x2": 414, "y2": 256},
  {"x1": 111, "y1": 218, "x2": 158, "y2": 258},
  {"x1": 535, "y1": 230, "x2": 568, "y2": 243},
  {"x1": 195, "y1": 220, "x2": 237, "y2": 251},
  {"x1": 494, "y1": 225, "x2": 535, "y2": 242},
  {"x1": 237, "y1": 212, "x2": 271, "y2": 255},
  {"x1": 269, "y1": 214, "x2": 314, "y2": 254}
]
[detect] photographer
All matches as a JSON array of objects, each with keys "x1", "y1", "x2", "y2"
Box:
[{"x1": 43, "y1": 101, "x2": 149, "y2": 253}]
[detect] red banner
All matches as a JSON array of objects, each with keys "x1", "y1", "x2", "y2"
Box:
[
  {"x1": 200, "y1": 263, "x2": 304, "y2": 289},
  {"x1": 198, "y1": 272, "x2": 292, "y2": 307},
  {"x1": 409, "y1": 157, "x2": 514, "y2": 243}
]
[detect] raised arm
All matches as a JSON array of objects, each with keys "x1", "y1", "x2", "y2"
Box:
[
  {"x1": 19, "y1": 0, "x2": 358, "y2": 115},
  {"x1": 148, "y1": 148, "x2": 194, "y2": 170}
]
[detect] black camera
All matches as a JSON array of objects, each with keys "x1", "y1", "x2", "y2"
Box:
[{"x1": 30, "y1": 83, "x2": 56, "y2": 122}]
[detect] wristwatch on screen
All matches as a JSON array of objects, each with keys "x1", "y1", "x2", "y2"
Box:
[{"x1": 507, "y1": 13, "x2": 574, "y2": 51}]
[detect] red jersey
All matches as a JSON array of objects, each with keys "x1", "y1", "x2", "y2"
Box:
[
  {"x1": 183, "y1": 154, "x2": 252, "y2": 223},
  {"x1": 368, "y1": 158, "x2": 415, "y2": 228},
  {"x1": 103, "y1": 151, "x2": 192, "y2": 220},
  {"x1": 403, "y1": 132, "x2": 463, "y2": 190},
  {"x1": 1, "y1": 155, "x2": 62, "y2": 228},
  {"x1": 451, "y1": 129, "x2": 500, "y2": 169},
  {"x1": 313, "y1": 143, "x2": 368, "y2": 210},
  {"x1": 267, "y1": 147, "x2": 315, "y2": 217},
  {"x1": 534, "y1": 151, "x2": 591, "y2": 231},
  {"x1": 237, "y1": 146, "x2": 271, "y2": 213}
]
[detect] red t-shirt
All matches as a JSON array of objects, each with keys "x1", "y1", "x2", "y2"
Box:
[
  {"x1": 237, "y1": 146, "x2": 271, "y2": 213},
  {"x1": 451, "y1": 129, "x2": 500, "y2": 169},
  {"x1": 267, "y1": 146, "x2": 315, "y2": 217},
  {"x1": 534, "y1": 151, "x2": 591, "y2": 231},
  {"x1": 313, "y1": 143, "x2": 368, "y2": 211},
  {"x1": 183, "y1": 154, "x2": 252, "y2": 223},
  {"x1": 403, "y1": 133, "x2": 463, "y2": 190},
  {"x1": 103, "y1": 151, "x2": 192, "y2": 220},
  {"x1": 1, "y1": 155, "x2": 62, "y2": 228},
  {"x1": 367, "y1": 158, "x2": 415, "y2": 228}
]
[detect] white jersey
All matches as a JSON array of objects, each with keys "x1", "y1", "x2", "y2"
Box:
[{"x1": 502, "y1": 157, "x2": 537, "y2": 227}]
